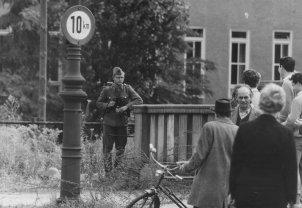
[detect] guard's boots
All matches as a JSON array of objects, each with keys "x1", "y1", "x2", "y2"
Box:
[
  {"x1": 114, "y1": 148, "x2": 125, "y2": 169},
  {"x1": 104, "y1": 153, "x2": 112, "y2": 174}
]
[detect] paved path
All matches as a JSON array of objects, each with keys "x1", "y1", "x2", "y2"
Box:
[
  {"x1": 0, "y1": 192, "x2": 59, "y2": 207},
  {"x1": 161, "y1": 201, "x2": 189, "y2": 207},
  {"x1": 0, "y1": 192, "x2": 189, "y2": 207}
]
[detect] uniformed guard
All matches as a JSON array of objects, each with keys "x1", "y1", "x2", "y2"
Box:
[{"x1": 96, "y1": 67, "x2": 143, "y2": 174}]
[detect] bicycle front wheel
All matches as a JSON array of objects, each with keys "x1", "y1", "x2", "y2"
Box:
[{"x1": 126, "y1": 192, "x2": 160, "y2": 208}]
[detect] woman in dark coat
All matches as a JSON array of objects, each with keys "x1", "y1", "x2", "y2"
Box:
[{"x1": 229, "y1": 83, "x2": 297, "y2": 208}]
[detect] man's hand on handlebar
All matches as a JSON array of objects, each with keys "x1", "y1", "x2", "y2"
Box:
[{"x1": 176, "y1": 161, "x2": 188, "y2": 173}]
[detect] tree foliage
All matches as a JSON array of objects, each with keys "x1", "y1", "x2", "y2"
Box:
[
  {"x1": 0, "y1": 0, "x2": 215, "y2": 120},
  {"x1": 82, "y1": 0, "x2": 215, "y2": 105},
  {"x1": 0, "y1": 0, "x2": 66, "y2": 120}
]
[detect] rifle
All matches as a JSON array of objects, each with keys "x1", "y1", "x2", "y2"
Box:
[{"x1": 107, "y1": 97, "x2": 130, "y2": 116}]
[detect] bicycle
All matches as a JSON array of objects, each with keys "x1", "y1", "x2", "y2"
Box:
[{"x1": 126, "y1": 144, "x2": 188, "y2": 208}]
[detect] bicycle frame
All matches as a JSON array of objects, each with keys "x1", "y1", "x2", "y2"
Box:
[
  {"x1": 158, "y1": 185, "x2": 188, "y2": 208},
  {"x1": 148, "y1": 144, "x2": 188, "y2": 208}
]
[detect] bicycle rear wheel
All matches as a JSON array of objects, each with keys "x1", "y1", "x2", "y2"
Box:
[{"x1": 126, "y1": 192, "x2": 160, "y2": 208}]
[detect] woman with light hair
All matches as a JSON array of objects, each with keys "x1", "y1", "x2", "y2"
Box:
[
  {"x1": 230, "y1": 83, "x2": 297, "y2": 208},
  {"x1": 259, "y1": 83, "x2": 286, "y2": 114}
]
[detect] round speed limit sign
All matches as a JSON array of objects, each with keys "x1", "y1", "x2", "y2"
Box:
[{"x1": 61, "y1": 5, "x2": 95, "y2": 46}]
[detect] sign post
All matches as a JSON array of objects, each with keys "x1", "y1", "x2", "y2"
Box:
[{"x1": 58, "y1": 5, "x2": 95, "y2": 202}]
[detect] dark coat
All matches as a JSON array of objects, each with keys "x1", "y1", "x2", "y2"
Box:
[
  {"x1": 96, "y1": 83, "x2": 143, "y2": 126},
  {"x1": 229, "y1": 114, "x2": 297, "y2": 208},
  {"x1": 182, "y1": 117, "x2": 238, "y2": 208}
]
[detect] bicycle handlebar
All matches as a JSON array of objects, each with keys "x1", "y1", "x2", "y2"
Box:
[
  {"x1": 175, "y1": 175, "x2": 183, "y2": 180},
  {"x1": 149, "y1": 144, "x2": 183, "y2": 180}
]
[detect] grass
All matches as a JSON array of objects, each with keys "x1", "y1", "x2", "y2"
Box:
[
  {"x1": 0, "y1": 126, "x2": 191, "y2": 208},
  {"x1": 0, "y1": 98, "x2": 191, "y2": 207}
]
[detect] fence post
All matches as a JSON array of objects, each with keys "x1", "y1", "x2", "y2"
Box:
[{"x1": 133, "y1": 105, "x2": 150, "y2": 156}]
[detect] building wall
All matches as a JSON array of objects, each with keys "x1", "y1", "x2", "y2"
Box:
[{"x1": 188, "y1": 0, "x2": 302, "y2": 103}]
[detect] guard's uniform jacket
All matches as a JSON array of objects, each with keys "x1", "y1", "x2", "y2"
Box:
[{"x1": 96, "y1": 83, "x2": 143, "y2": 126}]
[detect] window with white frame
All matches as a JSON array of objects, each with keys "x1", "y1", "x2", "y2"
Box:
[
  {"x1": 184, "y1": 28, "x2": 205, "y2": 76},
  {"x1": 230, "y1": 31, "x2": 249, "y2": 87},
  {"x1": 273, "y1": 31, "x2": 292, "y2": 80}
]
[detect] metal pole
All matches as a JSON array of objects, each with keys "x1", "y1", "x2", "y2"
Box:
[
  {"x1": 58, "y1": 0, "x2": 85, "y2": 201},
  {"x1": 38, "y1": 0, "x2": 47, "y2": 121},
  {"x1": 59, "y1": 43, "x2": 86, "y2": 201}
]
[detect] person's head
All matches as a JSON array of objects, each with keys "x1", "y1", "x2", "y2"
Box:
[
  {"x1": 231, "y1": 84, "x2": 243, "y2": 108},
  {"x1": 236, "y1": 85, "x2": 253, "y2": 110},
  {"x1": 242, "y1": 69, "x2": 261, "y2": 88},
  {"x1": 259, "y1": 83, "x2": 285, "y2": 114},
  {"x1": 215, "y1": 98, "x2": 232, "y2": 118},
  {"x1": 279, "y1": 56, "x2": 295, "y2": 78},
  {"x1": 290, "y1": 73, "x2": 302, "y2": 94},
  {"x1": 112, "y1": 67, "x2": 125, "y2": 85}
]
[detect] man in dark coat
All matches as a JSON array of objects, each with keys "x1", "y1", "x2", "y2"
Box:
[
  {"x1": 96, "y1": 67, "x2": 143, "y2": 173},
  {"x1": 230, "y1": 83, "x2": 297, "y2": 208}
]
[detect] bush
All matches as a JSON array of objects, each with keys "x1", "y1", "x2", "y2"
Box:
[
  {"x1": 0, "y1": 95, "x2": 22, "y2": 121},
  {"x1": 0, "y1": 125, "x2": 62, "y2": 178},
  {"x1": 81, "y1": 139, "x2": 103, "y2": 176},
  {"x1": 81, "y1": 138, "x2": 151, "y2": 187},
  {"x1": 0, "y1": 100, "x2": 190, "y2": 207},
  {"x1": 78, "y1": 139, "x2": 190, "y2": 207}
]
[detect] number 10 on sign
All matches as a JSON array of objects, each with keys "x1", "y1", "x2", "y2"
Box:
[
  {"x1": 61, "y1": 5, "x2": 95, "y2": 45},
  {"x1": 67, "y1": 11, "x2": 91, "y2": 40},
  {"x1": 70, "y1": 15, "x2": 90, "y2": 33}
]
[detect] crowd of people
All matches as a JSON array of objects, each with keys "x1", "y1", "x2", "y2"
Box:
[
  {"x1": 179, "y1": 56, "x2": 302, "y2": 208},
  {"x1": 95, "y1": 59, "x2": 302, "y2": 208}
]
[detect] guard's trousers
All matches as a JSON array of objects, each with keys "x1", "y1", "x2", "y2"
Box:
[{"x1": 102, "y1": 125, "x2": 127, "y2": 173}]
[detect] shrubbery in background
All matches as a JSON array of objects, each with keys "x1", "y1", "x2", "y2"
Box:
[
  {"x1": 0, "y1": 125, "x2": 62, "y2": 178},
  {"x1": 0, "y1": 95, "x2": 22, "y2": 121},
  {"x1": 0, "y1": 96, "x2": 62, "y2": 184},
  {"x1": 0, "y1": 96, "x2": 190, "y2": 207}
]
